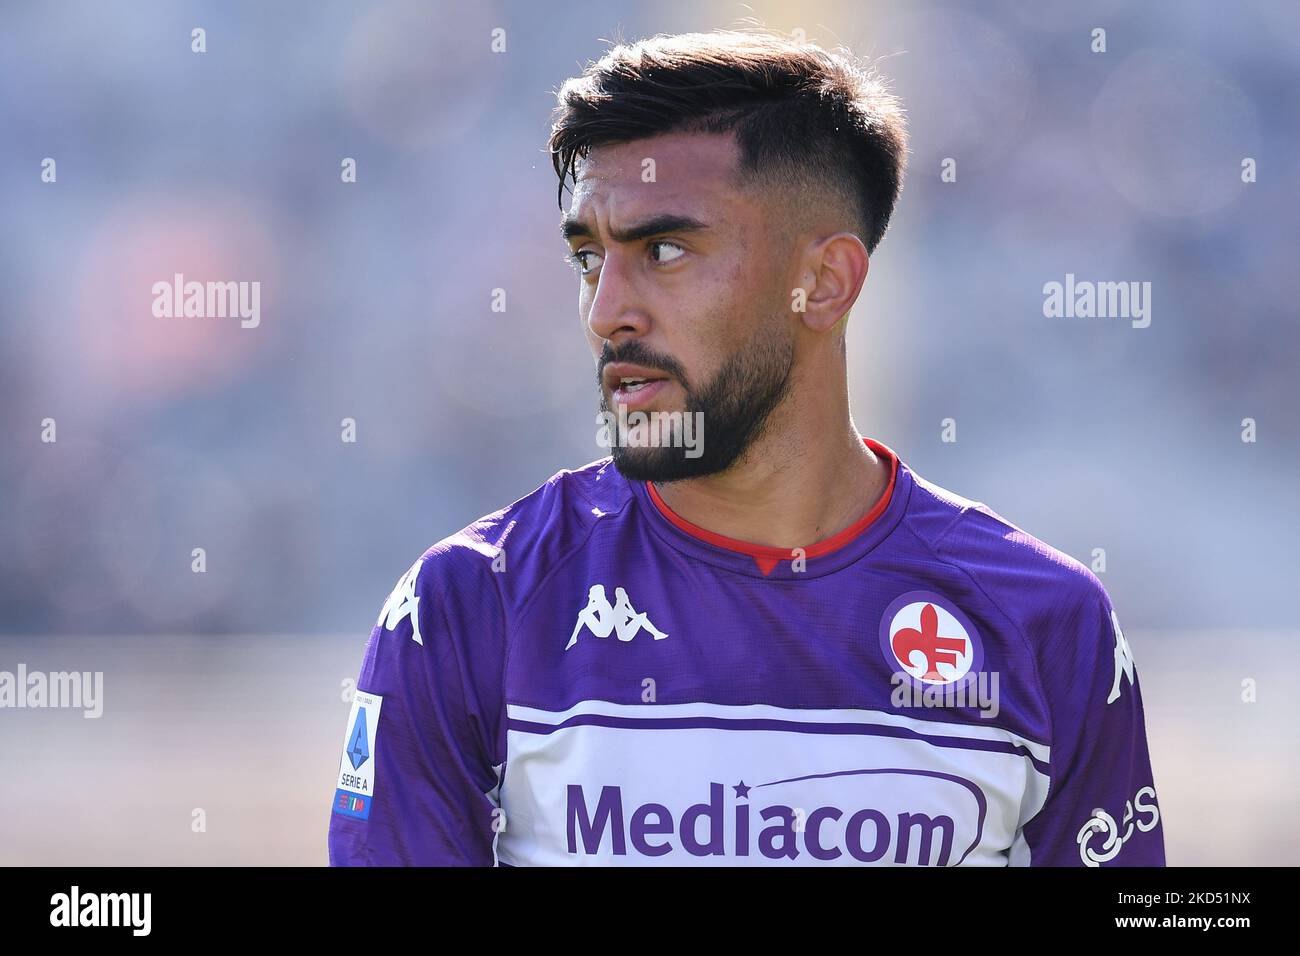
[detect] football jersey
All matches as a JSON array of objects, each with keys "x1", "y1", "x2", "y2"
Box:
[{"x1": 328, "y1": 438, "x2": 1165, "y2": 866}]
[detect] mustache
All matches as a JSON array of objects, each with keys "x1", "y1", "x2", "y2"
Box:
[{"x1": 597, "y1": 341, "x2": 689, "y2": 387}]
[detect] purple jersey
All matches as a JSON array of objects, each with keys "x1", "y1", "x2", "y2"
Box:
[{"x1": 328, "y1": 439, "x2": 1164, "y2": 866}]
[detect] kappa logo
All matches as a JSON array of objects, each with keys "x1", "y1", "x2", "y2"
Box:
[
  {"x1": 1107, "y1": 609, "x2": 1135, "y2": 704},
  {"x1": 566, "y1": 585, "x2": 668, "y2": 651},
  {"x1": 378, "y1": 558, "x2": 423, "y2": 645},
  {"x1": 879, "y1": 591, "x2": 983, "y2": 687}
]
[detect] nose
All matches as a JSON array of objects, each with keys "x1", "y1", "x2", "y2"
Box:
[{"x1": 585, "y1": 251, "x2": 649, "y2": 344}]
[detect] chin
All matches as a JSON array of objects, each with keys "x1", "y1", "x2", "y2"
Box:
[{"x1": 611, "y1": 445, "x2": 720, "y2": 483}]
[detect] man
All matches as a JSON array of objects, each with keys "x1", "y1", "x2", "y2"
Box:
[{"x1": 328, "y1": 30, "x2": 1164, "y2": 866}]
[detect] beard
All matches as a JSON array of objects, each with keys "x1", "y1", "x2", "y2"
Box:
[{"x1": 599, "y1": 329, "x2": 795, "y2": 483}]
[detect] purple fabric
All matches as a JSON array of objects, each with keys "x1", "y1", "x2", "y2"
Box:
[{"x1": 327, "y1": 449, "x2": 1165, "y2": 866}]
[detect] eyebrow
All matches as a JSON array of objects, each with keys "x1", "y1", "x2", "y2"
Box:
[{"x1": 560, "y1": 213, "x2": 710, "y2": 244}]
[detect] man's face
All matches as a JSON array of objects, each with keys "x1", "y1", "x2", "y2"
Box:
[{"x1": 562, "y1": 131, "x2": 796, "y2": 482}]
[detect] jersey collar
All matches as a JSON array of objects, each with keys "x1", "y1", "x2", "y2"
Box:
[{"x1": 630, "y1": 437, "x2": 912, "y2": 579}]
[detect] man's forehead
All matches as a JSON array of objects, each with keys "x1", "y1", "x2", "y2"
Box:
[{"x1": 569, "y1": 131, "x2": 744, "y2": 213}]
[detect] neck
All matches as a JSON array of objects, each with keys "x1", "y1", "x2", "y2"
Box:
[{"x1": 651, "y1": 417, "x2": 888, "y2": 551}]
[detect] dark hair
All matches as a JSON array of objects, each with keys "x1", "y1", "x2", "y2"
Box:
[{"x1": 549, "y1": 30, "x2": 909, "y2": 255}]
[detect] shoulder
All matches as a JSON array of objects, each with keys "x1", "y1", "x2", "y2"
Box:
[
  {"x1": 386, "y1": 457, "x2": 634, "y2": 618},
  {"x1": 902, "y1": 471, "x2": 1112, "y2": 640},
  {"x1": 900, "y1": 470, "x2": 1129, "y2": 741}
]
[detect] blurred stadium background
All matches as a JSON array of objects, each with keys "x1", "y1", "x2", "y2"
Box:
[{"x1": 1, "y1": 0, "x2": 1297, "y2": 864}]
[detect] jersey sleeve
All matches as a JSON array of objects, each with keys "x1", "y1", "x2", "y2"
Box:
[
  {"x1": 1013, "y1": 576, "x2": 1165, "y2": 866},
  {"x1": 328, "y1": 546, "x2": 507, "y2": 865}
]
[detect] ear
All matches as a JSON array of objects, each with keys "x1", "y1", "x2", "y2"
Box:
[{"x1": 791, "y1": 232, "x2": 870, "y2": 334}]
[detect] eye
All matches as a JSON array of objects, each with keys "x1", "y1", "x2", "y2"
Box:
[
  {"x1": 567, "y1": 249, "x2": 603, "y2": 275},
  {"x1": 649, "y1": 240, "x2": 685, "y2": 264}
]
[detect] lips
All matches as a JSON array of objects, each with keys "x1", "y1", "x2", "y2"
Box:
[
  {"x1": 610, "y1": 378, "x2": 670, "y2": 409},
  {"x1": 603, "y1": 362, "x2": 673, "y2": 410}
]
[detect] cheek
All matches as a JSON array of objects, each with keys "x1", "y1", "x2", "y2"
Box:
[
  {"x1": 674, "y1": 340, "x2": 722, "y2": 397},
  {"x1": 660, "y1": 274, "x2": 743, "y2": 391}
]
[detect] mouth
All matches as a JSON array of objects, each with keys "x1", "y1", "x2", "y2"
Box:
[{"x1": 603, "y1": 363, "x2": 673, "y2": 409}]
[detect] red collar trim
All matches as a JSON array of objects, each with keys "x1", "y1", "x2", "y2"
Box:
[{"x1": 645, "y1": 438, "x2": 900, "y2": 576}]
